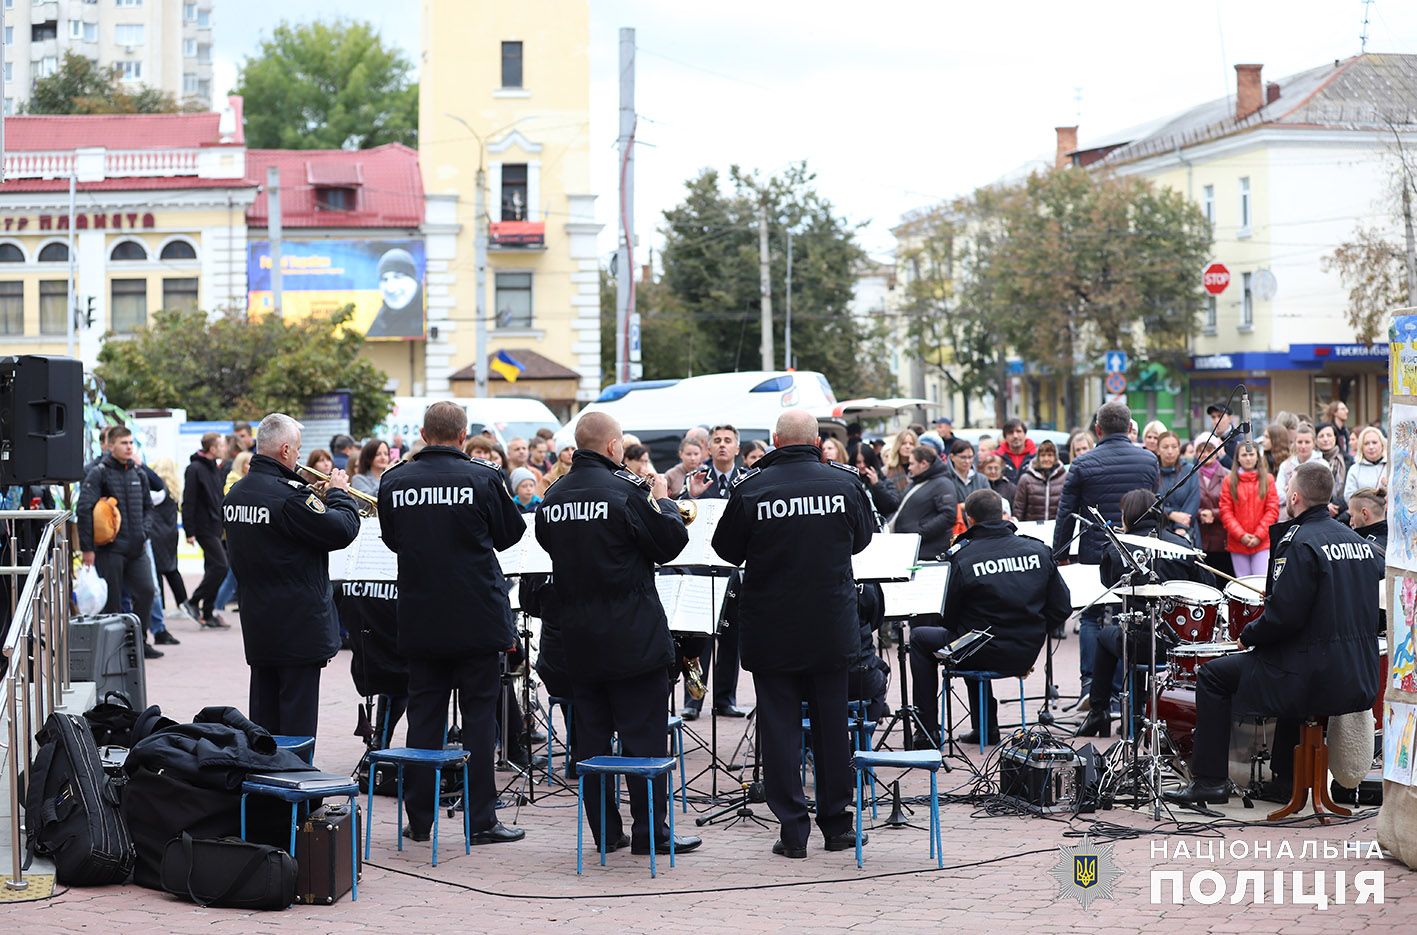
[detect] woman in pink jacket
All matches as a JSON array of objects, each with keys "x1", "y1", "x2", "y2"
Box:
[{"x1": 1218, "y1": 441, "x2": 1280, "y2": 577}]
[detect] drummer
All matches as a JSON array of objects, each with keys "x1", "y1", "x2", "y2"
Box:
[{"x1": 1076, "y1": 489, "x2": 1215, "y2": 738}]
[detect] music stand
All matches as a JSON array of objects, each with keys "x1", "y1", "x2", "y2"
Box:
[{"x1": 934, "y1": 628, "x2": 994, "y2": 762}]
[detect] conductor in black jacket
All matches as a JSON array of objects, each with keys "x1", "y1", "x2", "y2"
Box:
[
  {"x1": 1166, "y1": 462, "x2": 1382, "y2": 806},
  {"x1": 377, "y1": 401, "x2": 528, "y2": 846},
  {"x1": 536, "y1": 412, "x2": 701, "y2": 857},
  {"x1": 909, "y1": 490, "x2": 1072, "y2": 747},
  {"x1": 223, "y1": 413, "x2": 360, "y2": 737},
  {"x1": 712, "y1": 409, "x2": 875, "y2": 859}
]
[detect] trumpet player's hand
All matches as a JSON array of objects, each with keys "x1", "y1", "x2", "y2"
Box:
[
  {"x1": 326, "y1": 468, "x2": 351, "y2": 492},
  {"x1": 650, "y1": 472, "x2": 669, "y2": 502}
]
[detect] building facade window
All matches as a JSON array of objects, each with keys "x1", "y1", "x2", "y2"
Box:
[
  {"x1": 3, "y1": 63, "x2": 11, "y2": 84},
  {"x1": 32, "y1": 21, "x2": 58, "y2": 42},
  {"x1": 501, "y1": 41, "x2": 523, "y2": 89},
  {"x1": 196, "y1": 8, "x2": 209, "y2": 26},
  {"x1": 159, "y1": 239, "x2": 197, "y2": 261},
  {"x1": 1240, "y1": 271, "x2": 1253, "y2": 330},
  {"x1": 1204, "y1": 295, "x2": 1217, "y2": 333},
  {"x1": 111, "y1": 278, "x2": 147, "y2": 332},
  {"x1": 115, "y1": 23, "x2": 144, "y2": 45},
  {"x1": 3, "y1": 27, "x2": 12, "y2": 45},
  {"x1": 115, "y1": 0, "x2": 142, "y2": 7},
  {"x1": 162, "y1": 277, "x2": 198, "y2": 313},
  {"x1": 39, "y1": 280, "x2": 67, "y2": 334},
  {"x1": 197, "y1": 43, "x2": 210, "y2": 64},
  {"x1": 183, "y1": 2, "x2": 195, "y2": 20},
  {"x1": 494, "y1": 272, "x2": 532, "y2": 328},
  {"x1": 118, "y1": 61, "x2": 142, "y2": 81},
  {"x1": 500, "y1": 164, "x2": 528, "y2": 221},
  {"x1": 183, "y1": 73, "x2": 198, "y2": 95},
  {"x1": 1239, "y1": 177, "x2": 1251, "y2": 233},
  {"x1": 0, "y1": 282, "x2": 20, "y2": 335},
  {"x1": 110, "y1": 240, "x2": 147, "y2": 261},
  {"x1": 315, "y1": 186, "x2": 354, "y2": 211},
  {"x1": 1202, "y1": 184, "x2": 1214, "y2": 224},
  {"x1": 37, "y1": 57, "x2": 59, "y2": 78},
  {"x1": 183, "y1": 38, "x2": 196, "y2": 57},
  {"x1": 38, "y1": 242, "x2": 68, "y2": 262},
  {"x1": 0, "y1": 243, "x2": 23, "y2": 263}
]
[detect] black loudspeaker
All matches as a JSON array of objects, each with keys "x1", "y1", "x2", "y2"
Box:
[{"x1": 0, "y1": 354, "x2": 85, "y2": 485}]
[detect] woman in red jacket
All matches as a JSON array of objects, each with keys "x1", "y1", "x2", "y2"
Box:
[{"x1": 1218, "y1": 441, "x2": 1280, "y2": 578}]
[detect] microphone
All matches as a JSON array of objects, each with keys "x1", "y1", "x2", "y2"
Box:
[{"x1": 1239, "y1": 388, "x2": 1252, "y2": 445}]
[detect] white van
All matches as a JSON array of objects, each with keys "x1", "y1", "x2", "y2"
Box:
[{"x1": 375, "y1": 396, "x2": 560, "y2": 450}]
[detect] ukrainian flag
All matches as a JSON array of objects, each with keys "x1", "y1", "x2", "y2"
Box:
[{"x1": 490, "y1": 350, "x2": 525, "y2": 383}]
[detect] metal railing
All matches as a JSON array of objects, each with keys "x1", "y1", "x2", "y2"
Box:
[{"x1": 1, "y1": 511, "x2": 72, "y2": 892}]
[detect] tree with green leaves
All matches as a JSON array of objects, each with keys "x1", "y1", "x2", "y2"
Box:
[
  {"x1": 96, "y1": 306, "x2": 392, "y2": 436},
  {"x1": 26, "y1": 52, "x2": 188, "y2": 115},
  {"x1": 235, "y1": 19, "x2": 417, "y2": 150}
]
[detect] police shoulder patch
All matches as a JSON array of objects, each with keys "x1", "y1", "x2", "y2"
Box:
[
  {"x1": 731, "y1": 467, "x2": 760, "y2": 488},
  {"x1": 304, "y1": 493, "x2": 327, "y2": 514},
  {"x1": 285, "y1": 479, "x2": 307, "y2": 490},
  {"x1": 470, "y1": 456, "x2": 501, "y2": 472},
  {"x1": 614, "y1": 469, "x2": 649, "y2": 488},
  {"x1": 827, "y1": 460, "x2": 860, "y2": 476},
  {"x1": 1279, "y1": 525, "x2": 1299, "y2": 548},
  {"x1": 946, "y1": 540, "x2": 968, "y2": 557}
]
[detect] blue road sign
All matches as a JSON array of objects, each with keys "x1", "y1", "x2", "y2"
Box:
[{"x1": 1106, "y1": 350, "x2": 1128, "y2": 373}]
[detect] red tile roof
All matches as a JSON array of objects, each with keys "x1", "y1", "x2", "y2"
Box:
[
  {"x1": 3, "y1": 109, "x2": 235, "y2": 151},
  {"x1": 245, "y1": 144, "x2": 423, "y2": 229}
]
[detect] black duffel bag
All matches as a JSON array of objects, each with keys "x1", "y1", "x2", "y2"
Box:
[{"x1": 160, "y1": 832, "x2": 295, "y2": 910}]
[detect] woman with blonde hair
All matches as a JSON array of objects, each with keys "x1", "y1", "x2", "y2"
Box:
[
  {"x1": 885, "y1": 429, "x2": 918, "y2": 494},
  {"x1": 224, "y1": 450, "x2": 252, "y2": 494},
  {"x1": 541, "y1": 442, "x2": 575, "y2": 491},
  {"x1": 1141, "y1": 420, "x2": 1167, "y2": 453},
  {"x1": 822, "y1": 437, "x2": 848, "y2": 465},
  {"x1": 1344, "y1": 426, "x2": 1389, "y2": 500}
]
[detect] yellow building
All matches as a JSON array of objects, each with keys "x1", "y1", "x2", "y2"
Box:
[
  {"x1": 0, "y1": 103, "x2": 254, "y2": 365},
  {"x1": 419, "y1": 0, "x2": 603, "y2": 415}
]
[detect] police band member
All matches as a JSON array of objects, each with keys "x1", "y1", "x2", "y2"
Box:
[
  {"x1": 536, "y1": 412, "x2": 702, "y2": 857},
  {"x1": 377, "y1": 401, "x2": 527, "y2": 845},
  {"x1": 1076, "y1": 489, "x2": 1216, "y2": 737},
  {"x1": 712, "y1": 410, "x2": 874, "y2": 859},
  {"x1": 909, "y1": 490, "x2": 1071, "y2": 747},
  {"x1": 1166, "y1": 462, "x2": 1382, "y2": 806},
  {"x1": 222, "y1": 413, "x2": 361, "y2": 736}
]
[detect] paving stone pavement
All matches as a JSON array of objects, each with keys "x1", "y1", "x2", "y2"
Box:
[{"x1": 6, "y1": 599, "x2": 1414, "y2": 932}]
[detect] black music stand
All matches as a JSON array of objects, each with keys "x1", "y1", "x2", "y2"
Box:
[{"x1": 935, "y1": 628, "x2": 993, "y2": 763}]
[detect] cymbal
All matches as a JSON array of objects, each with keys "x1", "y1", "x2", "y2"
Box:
[
  {"x1": 1111, "y1": 584, "x2": 1178, "y2": 599},
  {"x1": 1115, "y1": 532, "x2": 1202, "y2": 558}
]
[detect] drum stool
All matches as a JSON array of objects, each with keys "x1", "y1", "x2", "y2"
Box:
[{"x1": 1267, "y1": 720, "x2": 1351, "y2": 821}]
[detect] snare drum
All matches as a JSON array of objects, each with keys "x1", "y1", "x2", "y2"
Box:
[
  {"x1": 1167, "y1": 640, "x2": 1244, "y2": 685},
  {"x1": 1158, "y1": 580, "x2": 1225, "y2": 643},
  {"x1": 1223, "y1": 575, "x2": 1266, "y2": 638}
]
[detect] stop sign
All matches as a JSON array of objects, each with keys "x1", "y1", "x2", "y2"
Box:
[{"x1": 1203, "y1": 263, "x2": 1231, "y2": 295}]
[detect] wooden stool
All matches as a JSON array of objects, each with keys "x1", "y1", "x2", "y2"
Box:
[{"x1": 1267, "y1": 720, "x2": 1351, "y2": 821}]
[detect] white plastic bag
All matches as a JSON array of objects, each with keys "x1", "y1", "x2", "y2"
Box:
[{"x1": 75, "y1": 564, "x2": 108, "y2": 616}]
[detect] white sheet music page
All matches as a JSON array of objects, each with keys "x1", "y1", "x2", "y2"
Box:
[
  {"x1": 881, "y1": 562, "x2": 950, "y2": 617},
  {"x1": 655, "y1": 574, "x2": 717, "y2": 634},
  {"x1": 497, "y1": 513, "x2": 554, "y2": 577},
  {"x1": 331, "y1": 517, "x2": 398, "y2": 581},
  {"x1": 664, "y1": 498, "x2": 735, "y2": 569},
  {"x1": 851, "y1": 532, "x2": 921, "y2": 582}
]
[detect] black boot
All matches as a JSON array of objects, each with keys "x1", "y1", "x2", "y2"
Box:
[
  {"x1": 1164, "y1": 779, "x2": 1230, "y2": 806},
  {"x1": 1074, "y1": 708, "x2": 1111, "y2": 738}
]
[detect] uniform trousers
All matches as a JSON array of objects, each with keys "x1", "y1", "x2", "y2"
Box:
[
  {"x1": 403, "y1": 654, "x2": 501, "y2": 834},
  {"x1": 1193, "y1": 652, "x2": 1298, "y2": 784},
  {"x1": 249, "y1": 663, "x2": 323, "y2": 737},
  {"x1": 755, "y1": 668, "x2": 854, "y2": 848},
  {"x1": 571, "y1": 669, "x2": 671, "y2": 849}
]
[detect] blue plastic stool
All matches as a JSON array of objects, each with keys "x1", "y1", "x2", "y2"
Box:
[
  {"x1": 272, "y1": 735, "x2": 315, "y2": 764},
  {"x1": 666, "y1": 715, "x2": 687, "y2": 813},
  {"x1": 545, "y1": 696, "x2": 573, "y2": 784},
  {"x1": 363, "y1": 747, "x2": 471, "y2": 867},
  {"x1": 240, "y1": 779, "x2": 360, "y2": 901},
  {"x1": 850, "y1": 749, "x2": 943, "y2": 869},
  {"x1": 574, "y1": 756, "x2": 678, "y2": 878},
  {"x1": 944, "y1": 670, "x2": 1028, "y2": 754}
]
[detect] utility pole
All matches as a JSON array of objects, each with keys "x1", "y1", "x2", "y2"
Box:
[
  {"x1": 266, "y1": 166, "x2": 283, "y2": 318},
  {"x1": 66, "y1": 174, "x2": 75, "y2": 358},
  {"x1": 784, "y1": 227, "x2": 793, "y2": 370},
  {"x1": 758, "y1": 203, "x2": 773, "y2": 370},
  {"x1": 475, "y1": 165, "x2": 489, "y2": 397},
  {"x1": 615, "y1": 27, "x2": 637, "y2": 384}
]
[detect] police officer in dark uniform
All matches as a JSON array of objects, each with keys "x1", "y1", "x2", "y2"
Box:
[
  {"x1": 909, "y1": 490, "x2": 1071, "y2": 747},
  {"x1": 223, "y1": 412, "x2": 360, "y2": 737},
  {"x1": 536, "y1": 411, "x2": 702, "y2": 857},
  {"x1": 712, "y1": 409, "x2": 875, "y2": 859},
  {"x1": 1166, "y1": 462, "x2": 1382, "y2": 806},
  {"x1": 377, "y1": 400, "x2": 528, "y2": 845},
  {"x1": 1076, "y1": 489, "x2": 1216, "y2": 737}
]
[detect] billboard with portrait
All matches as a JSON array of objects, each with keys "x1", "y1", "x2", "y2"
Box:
[{"x1": 247, "y1": 239, "x2": 426, "y2": 340}]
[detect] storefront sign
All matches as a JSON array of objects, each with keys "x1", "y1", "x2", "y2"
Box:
[{"x1": 1, "y1": 212, "x2": 156, "y2": 232}]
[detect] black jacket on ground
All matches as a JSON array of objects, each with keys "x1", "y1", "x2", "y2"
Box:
[
  {"x1": 712, "y1": 445, "x2": 874, "y2": 675},
  {"x1": 941, "y1": 520, "x2": 1071, "y2": 674},
  {"x1": 76, "y1": 452, "x2": 153, "y2": 555},
  {"x1": 888, "y1": 458, "x2": 958, "y2": 560},
  {"x1": 182, "y1": 452, "x2": 225, "y2": 539},
  {"x1": 1052, "y1": 434, "x2": 1160, "y2": 564},
  {"x1": 535, "y1": 450, "x2": 688, "y2": 682},
  {"x1": 1234, "y1": 505, "x2": 1382, "y2": 718},
  {"x1": 224, "y1": 454, "x2": 360, "y2": 668},
  {"x1": 377, "y1": 445, "x2": 525, "y2": 660}
]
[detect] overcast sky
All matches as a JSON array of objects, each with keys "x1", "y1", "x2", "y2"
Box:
[{"x1": 216, "y1": 1, "x2": 1417, "y2": 260}]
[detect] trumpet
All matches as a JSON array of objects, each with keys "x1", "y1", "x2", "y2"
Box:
[
  {"x1": 297, "y1": 463, "x2": 378, "y2": 517},
  {"x1": 677, "y1": 499, "x2": 697, "y2": 525}
]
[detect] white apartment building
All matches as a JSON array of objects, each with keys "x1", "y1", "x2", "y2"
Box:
[{"x1": 1, "y1": 0, "x2": 214, "y2": 114}]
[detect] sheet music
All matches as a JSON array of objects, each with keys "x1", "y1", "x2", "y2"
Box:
[
  {"x1": 1059, "y1": 563, "x2": 1119, "y2": 608},
  {"x1": 881, "y1": 562, "x2": 950, "y2": 618},
  {"x1": 664, "y1": 498, "x2": 736, "y2": 569},
  {"x1": 654, "y1": 574, "x2": 718, "y2": 634},
  {"x1": 330, "y1": 517, "x2": 398, "y2": 581},
  {"x1": 851, "y1": 532, "x2": 921, "y2": 583},
  {"x1": 1015, "y1": 520, "x2": 1055, "y2": 545},
  {"x1": 496, "y1": 513, "x2": 554, "y2": 577}
]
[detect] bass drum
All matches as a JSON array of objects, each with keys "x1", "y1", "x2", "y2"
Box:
[{"x1": 1153, "y1": 685, "x2": 1274, "y2": 788}]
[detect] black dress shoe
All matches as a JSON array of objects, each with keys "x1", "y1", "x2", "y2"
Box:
[
  {"x1": 202, "y1": 615, "x2": 231, "y2": 629},
  {"x1": 713, "y1": 704, "x2": 750, "y2": 718},
  {"x1": 631, "y1": 834, "x2": 701, "y2": 855},
  {"x1": 772, "y1": 839, "x2": 807, "y2": 859},
  {"x1": 472, "y1": 822, "x2": 525, "y2": 844},
  {"x1": 824, "y1": 830, "x2": 863, "y2": 852},
  {"x1": 603, "y1": 833, "x2": 631, "y2": 852},
  {"x1": 153, "y1": 630, "x2": 181, "y2": 646},
  {"x1": 1255, "y1": 778, "x2": 1292, "y2": 804},
  {"x1": 179, "y1": 600, "x2": 200, "y2": 621},
  {"x1": 681, "y1": 706, "x2": 700, "y2": 722},
  {"x1": 143, "y1": 643, "x2": 164, "y2": 659},
  {"x1": 910, "y1": 734, "x2": 941, "y2": 752},
  {"x1": 1164, "y1": 779, "x2": 1230, "y2": 806},
  {"x1": 1074, "y1": 709, "x2": 1112, "y2": 738},
  {"x1": 402, "y1": 826, "x2": 431, "y2": 842},
  {"x1": 959, "y1": 729, "x2": 1000, "y2": 746}
]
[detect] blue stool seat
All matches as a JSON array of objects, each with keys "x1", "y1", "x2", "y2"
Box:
[
  {"x1": 271, "y1": 735, "x2": 315, "y2": 764},
  {"x1": 364, "y1": 747, "x2": 471, "y2": 867},
  {"x1": 850, "y1": 749, "x2": 943, "y2": 869},
  {"x1": 666, "y1": 715, "x2": 687, "y2": 813},
  {"x1": 574, "y1": 756, "x2": 678, "y2": 878},
  {"x1": 944, "y1": 669, "x2": 1029, "y2": 754},
  {"x1": 240, "y1": 779, "x2": 360, "y2": 901}
]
